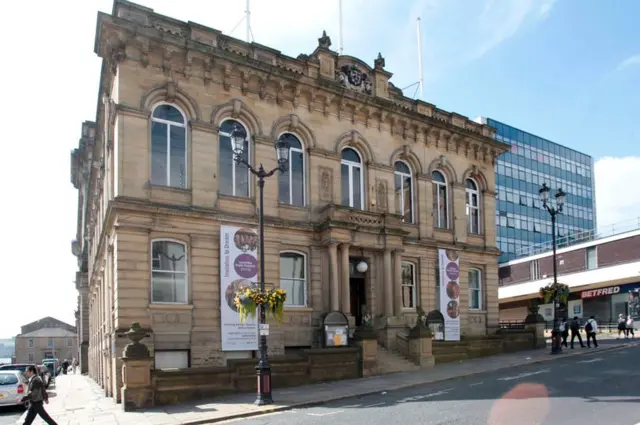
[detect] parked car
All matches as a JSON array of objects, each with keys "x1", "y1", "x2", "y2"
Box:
[
  {"x1": 0, "y1": 370, "x2": 28, "y2": 408},
  {"x1": 0, "y1": 363, "x2": 49, "y2": 387}
]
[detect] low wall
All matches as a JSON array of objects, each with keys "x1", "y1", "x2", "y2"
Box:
[
  {"x1": 152, "y1": 347, "x2": 360, "y2": 406},
  {"x1": 433, "y1": 329, "x2": 537, "y2": 364}
]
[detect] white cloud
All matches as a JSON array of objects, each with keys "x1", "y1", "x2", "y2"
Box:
[
  {"x1": 616, "y1": 54, "x2": 640, "y2": 71},
  {"x1": 594, "y1": 156, "x2": 640, "y2": 233}
]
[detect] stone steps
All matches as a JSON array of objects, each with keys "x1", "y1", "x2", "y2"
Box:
[{"x1": 374, "y1": 345, "x2": 421, "y2": 375}]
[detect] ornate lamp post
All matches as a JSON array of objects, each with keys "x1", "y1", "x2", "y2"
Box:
[
  {"x1": 230, "y1": 125, "x2": 289, "y2": 405},
  {"x1": 539, "y1": 183, "x2": 566, "y2": 355}
]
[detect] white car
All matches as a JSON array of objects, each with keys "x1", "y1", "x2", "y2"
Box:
[{"x1": 0, "y1": 370, "x2": 28, "y2": 408}]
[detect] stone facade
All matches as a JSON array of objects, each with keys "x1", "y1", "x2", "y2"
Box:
[
  {"x1": 70, "y1": 0, "x2": 509, "y2": 402},
  {"x1": 15, "y1": 327, "x2": 78, "y2": 364}
]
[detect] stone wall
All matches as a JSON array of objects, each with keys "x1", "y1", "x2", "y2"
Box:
[
  {"x1": 152, "y1": 347, "x2": 360, "y2": 406},
  {"x1": 432, "y1": 329, "x2": 538, "y2": 364}
]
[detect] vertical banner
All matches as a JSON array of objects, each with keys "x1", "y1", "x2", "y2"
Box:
[
  {"x1": 439, "y1": 249, "x2": 461, "y2": 341},
  {"x1": 220, "y1": 225, "x2": 259, "y2": 351}
]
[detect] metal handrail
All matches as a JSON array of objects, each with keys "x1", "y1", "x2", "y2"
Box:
[{"x1": 513, "y1": 216, "x2": 640, "y2": 258}]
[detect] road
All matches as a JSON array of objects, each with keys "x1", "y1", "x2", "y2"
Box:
[
  {"x1": 228, "y1": 342, "x2": 640, "y2": 425},
  {"x1": 0, "y1": 405, "x2": 23, "y2": 425}
]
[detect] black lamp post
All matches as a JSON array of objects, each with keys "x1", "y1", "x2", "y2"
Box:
[
  {"x1": 230, "y1": 125, "x2": 289, "y2": 405},
  {"x1": 539, "y1": 182, "x2": 566, "y2": 355}
]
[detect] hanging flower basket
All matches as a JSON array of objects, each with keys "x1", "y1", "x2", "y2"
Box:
[
  {"x1": 234, "y1": 286, "x2": 287, "y2": 324},
  {"x1": 539, "y1": 282, "x2": 570, "y2": 304}
]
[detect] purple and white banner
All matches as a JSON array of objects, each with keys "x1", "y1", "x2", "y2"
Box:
[
  {"x1": 220, "y1": 225, "x2": 259, "y2": 351},
  {"x1": 438, "y1": 249, "x2": 461, "y2": 341}
]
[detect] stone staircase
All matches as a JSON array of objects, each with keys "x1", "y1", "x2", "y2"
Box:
[{"x1": 374, "y1": 344, "x2": 421, "y2": 375}]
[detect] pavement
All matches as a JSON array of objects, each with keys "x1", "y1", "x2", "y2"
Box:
[{"x1": 11, "y1": 337, "x2": 637, "y2": 425}]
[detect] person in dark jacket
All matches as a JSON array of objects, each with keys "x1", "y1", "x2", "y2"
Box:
[
  {"x1": 21, "y1": 365, "x2": 57, "y2": 425},
  {"x1": 560, "y1": 317, "x2": 570, "y2": 347},
  {"x1": 569, "y1": 316, "x2": 585, "y2": 348}
]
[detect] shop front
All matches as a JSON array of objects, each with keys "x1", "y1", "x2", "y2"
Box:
[{"x1": 577, "y1": 282, "x2": 640, "y2": 322}]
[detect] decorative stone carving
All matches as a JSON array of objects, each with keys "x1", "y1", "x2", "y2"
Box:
[
  {"x1": 319, "y1": 167, "x2": 333, "y2": 202},
  {"x1": 376, "y1": 179, "x2": 387, "y2": 212},
  {"x1": 374, "y1": 53, "x2": 385, "y2": 70},
  {"x1": 318, "y1": 30, "x2": 332, "y2": 49},
  {"x1": 336, "y1": 64, "x2": 373, "y2": 95},
  {"x1": 122, "y1": 323, "x2": 150, "y2": 359}
]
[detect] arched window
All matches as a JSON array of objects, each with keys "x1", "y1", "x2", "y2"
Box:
[
  {"x1": 341, "y1": 148, "x2": 364, "y2": 209},
  {"x1": 151, "y1": 104, "x2": 187, "y2": 188},
  {"x1": 394, "y1": 161, "x2": 414, "y2": 223},
  {"x1": 218, "y1": 120, "x2": 250, "y2": 197},
  {"x1": 401, "y1": 262, "x2": 417, "y2": 309},
  {"x1": 468, "y1": 268, "x2": 482, "y2": 310},
  {"x1": 151, "y1": 240, "x2": 188, "y2": 304},
  {"x1": 280, "y1": 252, "x2": 307, "y2": 306},
  {"x1": 278, "y1": 134, "x2": 305, "y2": 206},
  {"x1": 466, "y1": 178, "x2": 480, "y2": 234},
  {"x1": 432, "y1": 170, "x2": 448, "y2": 228}
]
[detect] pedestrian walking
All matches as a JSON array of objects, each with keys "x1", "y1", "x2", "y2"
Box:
[
  {"x1": 569, "y1": 316, "x2": 584, "y2": 348},
  {"x1": 71, "y1": 358, "x2": 78, "y2": 374},
  {"x1": 585, "y1": 316, "x2": 598, "y2": 348},
  {"x1": 21, "y1": 365, "x2": 58, "y2": 425},
  {"x1": 626, "y1": 315, "x2": 635, "y2": 338},
  {"x1": 560, "y1": 317, "x2": 569, "y2": 347},
  {"x1": 617, "y1": 313, "x2": 627, "y2": 338}
]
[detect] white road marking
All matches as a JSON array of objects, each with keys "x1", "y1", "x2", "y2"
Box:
[
  {"x1": 577, "y1": 357, "x2": 603, "y2": 364},
  {"x1": 364, "y1": 402, "x2": 386, "y2": 407},
  {"x1": 469, "y1": 382, "x2": 484, "y2": 387},
  {"x1": 397, "y1": 388, "x2": 453, "y2": 403},
  {"x1": 340, "y1": 404, "x2": 361, "y2": 408},
  {"x1": 498, "y1": 369, "x2": 550, "y2": 381},
  {"x1": 307, "y1": 410, "x2": 344, "y2": 417}
]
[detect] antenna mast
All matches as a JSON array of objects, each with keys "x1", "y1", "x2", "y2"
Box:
[
  {"x1": 416, "y1": 17, "x2": 424, "y2": 99},
  {"x1": 246, "y1": 0, "x2": 251, "y2": 43},
  {"x1": 338, "y1": 0, "x2": 344, "y2": 54}
]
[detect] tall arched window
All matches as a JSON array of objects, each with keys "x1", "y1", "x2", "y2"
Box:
[
  {"x1": 394, "y1": 161, "x2": 414, "y2": 223},
  {"x1": 278, "y1": 134, "x2": 305, "y2": 206},
  {"x1": 466, "y1": 178, "x2": 480, "y2": 234},
  {"x1": 151, "y1": 104, "x2": 187, "y2": 188},
  {"x1": 151, "y1": 240, "x2": 188, "y2": 304},
  {"x1": 280, "y1": 252, "x2": 307, "y2": 306},
  {"x1": 468, "y1": 268, "x2": 482, "y2": 310},
  {"x1": 432, "y1": 170, "x2": 448, "y2": 228},
  {"x1": 218, "y1": 120, "x2": 250, "y2": 197},
  {"x1": 341, "y1": 148, "x2": 364, "y2": 209}
]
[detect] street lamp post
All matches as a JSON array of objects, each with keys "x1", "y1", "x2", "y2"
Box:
[
  {"x1": 231, "y1": 125, "x2": 289, "y2": 406},
  {"x1": 539, "y1": 182, "x2": 566, "y2": 355}
]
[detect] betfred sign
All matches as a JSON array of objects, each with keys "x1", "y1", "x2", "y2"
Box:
[{"x1": 581, "y1": 286, "x2": 620, "y2": 299}]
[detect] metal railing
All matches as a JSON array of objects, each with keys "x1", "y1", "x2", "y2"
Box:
[
  {"x1": 499, "y1": 320, "x2": 527, "y2": 330},
  {"x1": 514, "y1": 216, "x2": 640, "y2": 259}
]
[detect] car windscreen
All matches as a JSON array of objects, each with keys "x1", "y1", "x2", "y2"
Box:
[
  {"x1": 0, "y1": 373, "x2": 19, "y2": 385},
  {"x1": 0, "y1": 365, "x2": 28, "y2": 372}
]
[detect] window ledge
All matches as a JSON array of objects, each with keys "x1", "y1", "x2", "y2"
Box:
[
  {"x1": 468, "y1": 309, "x2": 487, "y2": 314},
  {"x1": 434, "y1": 227, "x2": 453, "y2": 234},
  {"x1": 284, "y1": 306, "x2": 313, "y2": 312},
  {"x1": 148, "y1": 184, "x2": 191, "y2": 194},
  {"x1": 277, "y1": 202, "x2": 310, "y2": 211},
  {"x1": 217, "y1": 193, "x2": 254, "y2": 204},
  {"x1": 148, "y1": 304, "x2": 194, "y2": 310}
]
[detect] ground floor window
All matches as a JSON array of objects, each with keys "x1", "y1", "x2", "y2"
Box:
[{"x1": 154, "y1": 350, "x2": 189, "y2": 369}]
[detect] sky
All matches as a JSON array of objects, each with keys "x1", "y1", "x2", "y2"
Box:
[{"x1": 0, "y1": 0, "x2": 638, "y2": 338}]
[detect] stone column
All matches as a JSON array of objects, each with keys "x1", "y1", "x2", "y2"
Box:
[
  {"x1": 340, "y1": 243, "x2": 351, "y2": 314},
  {"x1": 328, "y1": 242, "x2": 340, "y2": 311},
  {"x1": 393, "y1": 249, "x2": 403, "y2": 316},
  {"x1": 383, "y1": 249, "x2": 393, "y2": 316},
  {"x1": 120, "y1": 323, "x2": 154, "y2": 411}
]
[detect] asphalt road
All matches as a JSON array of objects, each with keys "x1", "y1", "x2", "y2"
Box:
[
  {"x1": 227, "y1": 341, "x2": 640, "y2": 425},
  {"x1": 0, "y1": 404, "x2": 24, "y2": 425}
]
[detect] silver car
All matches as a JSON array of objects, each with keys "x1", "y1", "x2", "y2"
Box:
[{"x1": 0, "y1": 370, "x2": 28, "y2": 408}]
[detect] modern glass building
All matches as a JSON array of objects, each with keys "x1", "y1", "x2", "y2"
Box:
[{"x1": 475, "y1": 117, "x2": 596, "y2": 263}]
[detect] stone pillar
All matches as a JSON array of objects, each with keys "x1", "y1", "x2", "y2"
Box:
[
  {"x1": 407, "y1": 327, "x2": 435, "y2": 368},
  {"x1": 340, "y1": 243, "x2": 351, "y2": 314},
  {"x1": 353, "y1": 328, "x2": 378, "y2": 377},
  {"x1": 328, "y1": 242, "x2": 340, "y2": 311},
  {"x1": 393, "y1": 249, "x2": 403, "y2": 316},
  {"x1": 121, "y1": 323, "x2": 154, "y2": 412},
  {"x1": 383, "y1": 249, "x2": 393, "y2": 316}
]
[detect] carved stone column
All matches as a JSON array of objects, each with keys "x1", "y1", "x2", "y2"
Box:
[
  {"x1": 340, "y1": 243, "x2": 351, "y2": 314},
  {"x1": 383, "y1": 249, "x2": 393, "y2": 316},
  {"x1": 393, "y1": 249, "x2": 404, "y2": 316},
  {"x1": 328, "y1": 242, "x2": 340, "y2": 311}
]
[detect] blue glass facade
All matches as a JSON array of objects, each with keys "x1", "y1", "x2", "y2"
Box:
[{"x1": 485, "y1": 118, "x2": 596, "y2": 263}]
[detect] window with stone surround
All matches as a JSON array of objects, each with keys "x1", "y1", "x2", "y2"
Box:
[
  {"x1": 468, "y1": 268, "x2": 483, "y2": 310},
  {"x1": 280, "y1": 252, "x2": 307, "y2": 307},
  {"x1": 432, "y1": 170, "x2": 449, "y2": 229},
  {"x1": 466, "y1": 178, "x2": 481, "y2": 234},
  {"x1": 151, "y1": 240, "x2": 188, "y2": 304},
  {"x1": 341, "y1": 148, "x2": 364, "y2": 210},
  {"x1": 395, "y1": 161, "x2": 414, "y2": 223},
  {"x1": 28, "y1": 339, "x2": 33, "y2": 348},
  {"x1": 278, "y1": 133, "x2": 305, "y2": 206},
  {"x1": 150, "y1": 104, "x2": 187, "y2": 188},
  {"x1": 401, "y1": 262, "x2": 417, "y2": 309},
  {"x1": 218, "y1": 119, "x2": 250, "y2": 197}
]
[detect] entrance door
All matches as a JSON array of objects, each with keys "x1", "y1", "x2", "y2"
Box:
[{"x1": 350, "y1": 278, "x2": 366, "y2": 326}]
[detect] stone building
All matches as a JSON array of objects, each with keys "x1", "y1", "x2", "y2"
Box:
[
  {"x1": 14, "y1": 318, "x2": 78, "y2": 364},
  {"x1": 70, "y1": 0, "x2": 508, "y2": 401}
]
